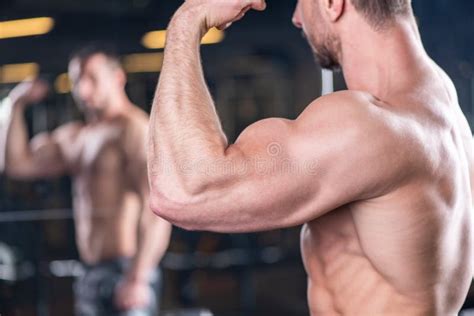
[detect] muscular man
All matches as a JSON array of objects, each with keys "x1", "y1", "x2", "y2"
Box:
[
  {"x1": 148, "y1": 0, "x2": 473, "y2": 314},
  {"x1": 2, "y1": 46, "x2": 172, "y2": 315}
]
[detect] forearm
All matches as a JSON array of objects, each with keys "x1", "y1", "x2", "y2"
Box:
[
  {"x1": 3, "y1": 98, "x2": 34, "y2": 174},
  {"x1": 149, "y1": 7, "x2": 227, "y2": 197},
  {"x1": 127, "y1": 215, "x2": 170, "y2": 282}
]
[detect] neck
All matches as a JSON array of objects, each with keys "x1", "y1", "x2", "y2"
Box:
[
  {"x1": 340, "y1": 15, "x2": 430, "y2": 100},
  {"x1": 86, "y1": 92, "x2": 132, "y2": 123}
]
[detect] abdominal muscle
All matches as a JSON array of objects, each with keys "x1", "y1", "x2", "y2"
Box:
[
  {"x1": 73, "y1": 177, "x2": 141, "y2": 265},
  {"x1": 75, "y1": 213, "x2": 138, "y2": 264}
]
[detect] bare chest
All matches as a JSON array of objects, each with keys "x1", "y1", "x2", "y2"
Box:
[{"x1": 72, "y1": 124, "x2": 127, "y2": 174}]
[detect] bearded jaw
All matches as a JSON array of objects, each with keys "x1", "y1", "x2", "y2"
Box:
[{"x1": 302, "y1": 30, "x2": 342, "y2": 71}]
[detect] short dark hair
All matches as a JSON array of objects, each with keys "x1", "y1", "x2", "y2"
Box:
[
  {"x1": 69, "y1": 43, "x2": 121, "y2": 69},
  {"x1": 351, "y1": 0, "x2": 411, "y2": 29}
]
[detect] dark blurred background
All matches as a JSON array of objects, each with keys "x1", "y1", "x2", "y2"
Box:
[{"x1": 0, "y1": 1, "x2": 473, "y2": 315}]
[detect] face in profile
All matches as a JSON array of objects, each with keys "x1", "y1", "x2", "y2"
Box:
[
  {"x1": 292, "y1": 0, "x2": 342, "y2": 71},
  {"x1": 68, "y1": 54, "x2": 124, "y2": 117}
]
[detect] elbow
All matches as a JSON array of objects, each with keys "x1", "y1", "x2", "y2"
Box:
[
  {"x1": 4, "y1": 155, "x2": 35, "y2": 180},
  {"x1": 149, "y1": 187, "x2": 201, "y2": 231},
  {"x1": 4, "y1": 163, "x2": 30, "y2": 180},
  {"x1": 149, "y1": 191, "x2": 179, "y2": 222},
  {"x1": 148, "y1": 168, "x2": 217, "y2": 231}
]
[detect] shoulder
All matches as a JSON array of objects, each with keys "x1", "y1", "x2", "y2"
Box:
[
  {"x1": 52, "y1": 121, "x2": 84, "y2": 141},
  {"x1": 31, "y1": 121, "x2": 83, "y2": 148},
  {"x1": 296, "y1": 92, "x2": 425, "y2": 197},
  {"x1": 296, "y1": 91, "x2": 406, "y2": 141},
  {"x1": 236, "y1": 91, "x2": 399, "y2": 149},
  {"x1": 124, "y1": 106, "x2": 149, "y2": 138},
  {"x1": 122, "y1": 106, "x2": 149, "y2": 159},
  {"x1": 295, "y1": 91, "x2": 377, "y2": 143},
  {"x1": 294, "y1": 91, "x2": 419, "y2": 169},
  {"x1": 298, "y1": 91, "x2": 383, "y2": 126}
]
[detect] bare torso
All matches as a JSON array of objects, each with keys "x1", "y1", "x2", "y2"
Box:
[
  {"x1": 62, "y1": 109, "x2": 148, "y2": 264},
  {"x1": 302, "y1": 66, "x2": 473, "y2": 315}
]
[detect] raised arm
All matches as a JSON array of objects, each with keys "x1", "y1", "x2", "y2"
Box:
[
  {"x1": 148, "y1": 0, "x2": 412, "y2": 233},
  {"x1": 1, "y1": 80, "x2": 75, "y2": 179}
]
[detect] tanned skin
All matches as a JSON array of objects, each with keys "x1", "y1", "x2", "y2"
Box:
[
  {"x1": 148, "y1": 0, "x2": 473, "y2": 314},
  {"x1": 3, "y1": 54, "x2": 171, "y2": 311}
]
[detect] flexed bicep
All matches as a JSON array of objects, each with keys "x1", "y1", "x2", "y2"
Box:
[
  {"x1": 150, "y1": 92, "x2": 415, "y2": 233},
  {"x1": 6, "y1": 122, "x2": 80, "y2": 180}
]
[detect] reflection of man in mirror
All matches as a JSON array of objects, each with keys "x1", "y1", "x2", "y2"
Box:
[{"x1": 2, "y1": 45, "x2": 171, "y2": 315}]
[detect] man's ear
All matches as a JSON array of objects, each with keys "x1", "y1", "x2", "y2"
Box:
[{"x1": 322, "y1": 0, "x2": 345, "y2": 22}]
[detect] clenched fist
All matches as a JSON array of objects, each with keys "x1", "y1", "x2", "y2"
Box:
[
  {"x1": 178, "y1": 0, "x2": 267, "y2": 32},
  {"x1": 9, "y1": 79, "x2": 49, "y2": 108}
]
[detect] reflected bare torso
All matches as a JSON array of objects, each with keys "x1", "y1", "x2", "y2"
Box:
[
  {"x1": 60, "y1": 110, "x2": 147, "y2": 264},
  {"x1": 301, "y1": 66, "x2": 473, "y2": 315}
]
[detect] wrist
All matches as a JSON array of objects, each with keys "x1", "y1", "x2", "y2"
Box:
[
  {"x1": 125, "y1": 270, "x2": 149, "y2": 284},
  {"x1": 125, "y1": 276, "x2": 147, "y2": 285},
  {"x1": 170, "y1": 5, "x2": 208, "y2": 40},
  {"x1": 7, "y1": 95, "x2": 27, "y2": 110}
]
